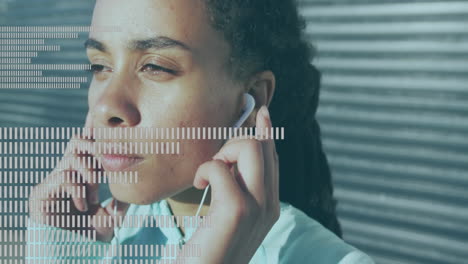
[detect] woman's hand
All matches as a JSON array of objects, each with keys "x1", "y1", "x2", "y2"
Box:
[
  {"x1": 28, "y1": 132, "x2": 129, "y2": 243},
  {"x1": 180, "y1": 105, "x2": 280, "y2": 264}
]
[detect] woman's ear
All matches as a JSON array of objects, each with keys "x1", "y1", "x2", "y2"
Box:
[
  {"x1": 246, "y1": 70, "x2": 276, "y2": 107},
  {"x1": 243, "y1": 70, "x2": 276, "y2": 127}
]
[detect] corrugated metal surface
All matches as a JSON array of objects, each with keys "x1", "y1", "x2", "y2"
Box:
[
  {"x1": 299, "y1": 0, "x2": 468, "y2": 263},
  {"x1": 0, "y1": 0, "x2": 93, "y2": 127},
  {"x1": 0, "y1": 1, "x2": 95, "y2": 262}
]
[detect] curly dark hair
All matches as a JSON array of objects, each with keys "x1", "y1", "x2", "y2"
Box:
[{"x1": 203, "y1": 0, "x2": 342, "y2": 237}]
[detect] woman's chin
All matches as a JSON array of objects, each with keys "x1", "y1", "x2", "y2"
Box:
[{"x1": 108, "y1": 183, "x2": 163, "y2": 205}]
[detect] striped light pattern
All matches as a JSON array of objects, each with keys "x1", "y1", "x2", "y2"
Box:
[
  {"x1": 300, "y1": 1, "x2": 468, "y2": 263},
  {"x1": 0, "y1": 0, "x2": 467, "y2": 263}
]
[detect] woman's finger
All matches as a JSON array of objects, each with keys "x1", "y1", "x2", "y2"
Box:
[
  {"x1": 60, "y1": 179, "x2": 88, "y2": 212},
  {"x1": 212, "y1": 106, "x2": 276, "y2": 207},
  {"x1": 194, "y1": 159, "x2": 243, "y2": 209},
  {"x1": 72, "y1": 136, "x2": 102, "y2": 204},
  {"x1": 212, "y1": 139, "x2": 265, "y2": 206},
  {"x1": 255, "y1": 106, "x2": 280, "y2": 215},
  {"x1": 256, "y1": 106, "x2": 275, "y2": 195},
  {"x1": 58, "y1": 139, "x2": 102, "y2": 211},
  {"x1": 65, "y1": 134, "x2": 95, "y2": 155}
]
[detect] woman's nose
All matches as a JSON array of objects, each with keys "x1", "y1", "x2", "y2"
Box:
[{"x1": 93, "y1": 78, "x2": 141, "y2": 128}]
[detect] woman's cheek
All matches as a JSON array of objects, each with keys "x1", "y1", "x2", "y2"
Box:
[
  {"x1": 107, "y1": 126, "x2": 224, "y2": 205},
  {"x1": 170, "y1": 120, "x2": 225, "y2": 181}
]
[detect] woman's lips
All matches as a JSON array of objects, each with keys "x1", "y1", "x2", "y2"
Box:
[{"x1": 100, "y1": 154, "x2": 144, "y2": 172}]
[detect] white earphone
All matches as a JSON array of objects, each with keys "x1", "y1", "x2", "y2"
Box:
[{"x1": 233, "y1": 93, "x2": 256, "y2": 129}]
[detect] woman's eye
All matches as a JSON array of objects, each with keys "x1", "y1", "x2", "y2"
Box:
[
  {"x1": 88, "y1": 64, "x2": 111, "y2": 74},
  {"x1": 141, "y1": 64, "x2": 177, "y2": 75}
]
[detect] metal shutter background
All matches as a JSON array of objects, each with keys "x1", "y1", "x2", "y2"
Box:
[
  {"x1": 1, "y1": 1, "x2": 467, "y2": 264},
  {"x1": 0, "y1": 0, "x2": 93, "y2": 127},
  {"x1": 299, "y1": 0, "x2": 468, "y2": 263},
  {"x1": 0, "y1": 1, "x2": 95, "y2": 262}
]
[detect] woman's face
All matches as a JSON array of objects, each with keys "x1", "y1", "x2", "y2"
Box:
[{"x1": 86, "y1": 0, "x2": 245, "y2": 204}]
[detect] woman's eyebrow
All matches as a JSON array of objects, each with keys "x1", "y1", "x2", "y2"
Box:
[
  {"x1": 84, "y1": 38, "x2": 107, "y2": 52},
  {"x1": 128, "y1": 36, "x2": 192, "y2": 52},
  {"x1": 84, "y1": 36, "x2": 192, "y2": 53}
]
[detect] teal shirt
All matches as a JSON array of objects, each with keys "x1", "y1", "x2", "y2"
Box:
[{"x1": 26, "y1": 198, "x2": 374, "y2": 263}]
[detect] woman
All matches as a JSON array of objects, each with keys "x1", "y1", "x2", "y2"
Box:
[{"x1": 27, "y1": 0, "x2": 374, "y2": 263}]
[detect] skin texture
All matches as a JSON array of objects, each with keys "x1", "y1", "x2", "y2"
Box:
[
  {"x1": 86, "y1": 0, "x2": 241, "y2": 206},
  {"x1": 29, "y1": 0, "x2": 280, "y2": 262}
]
